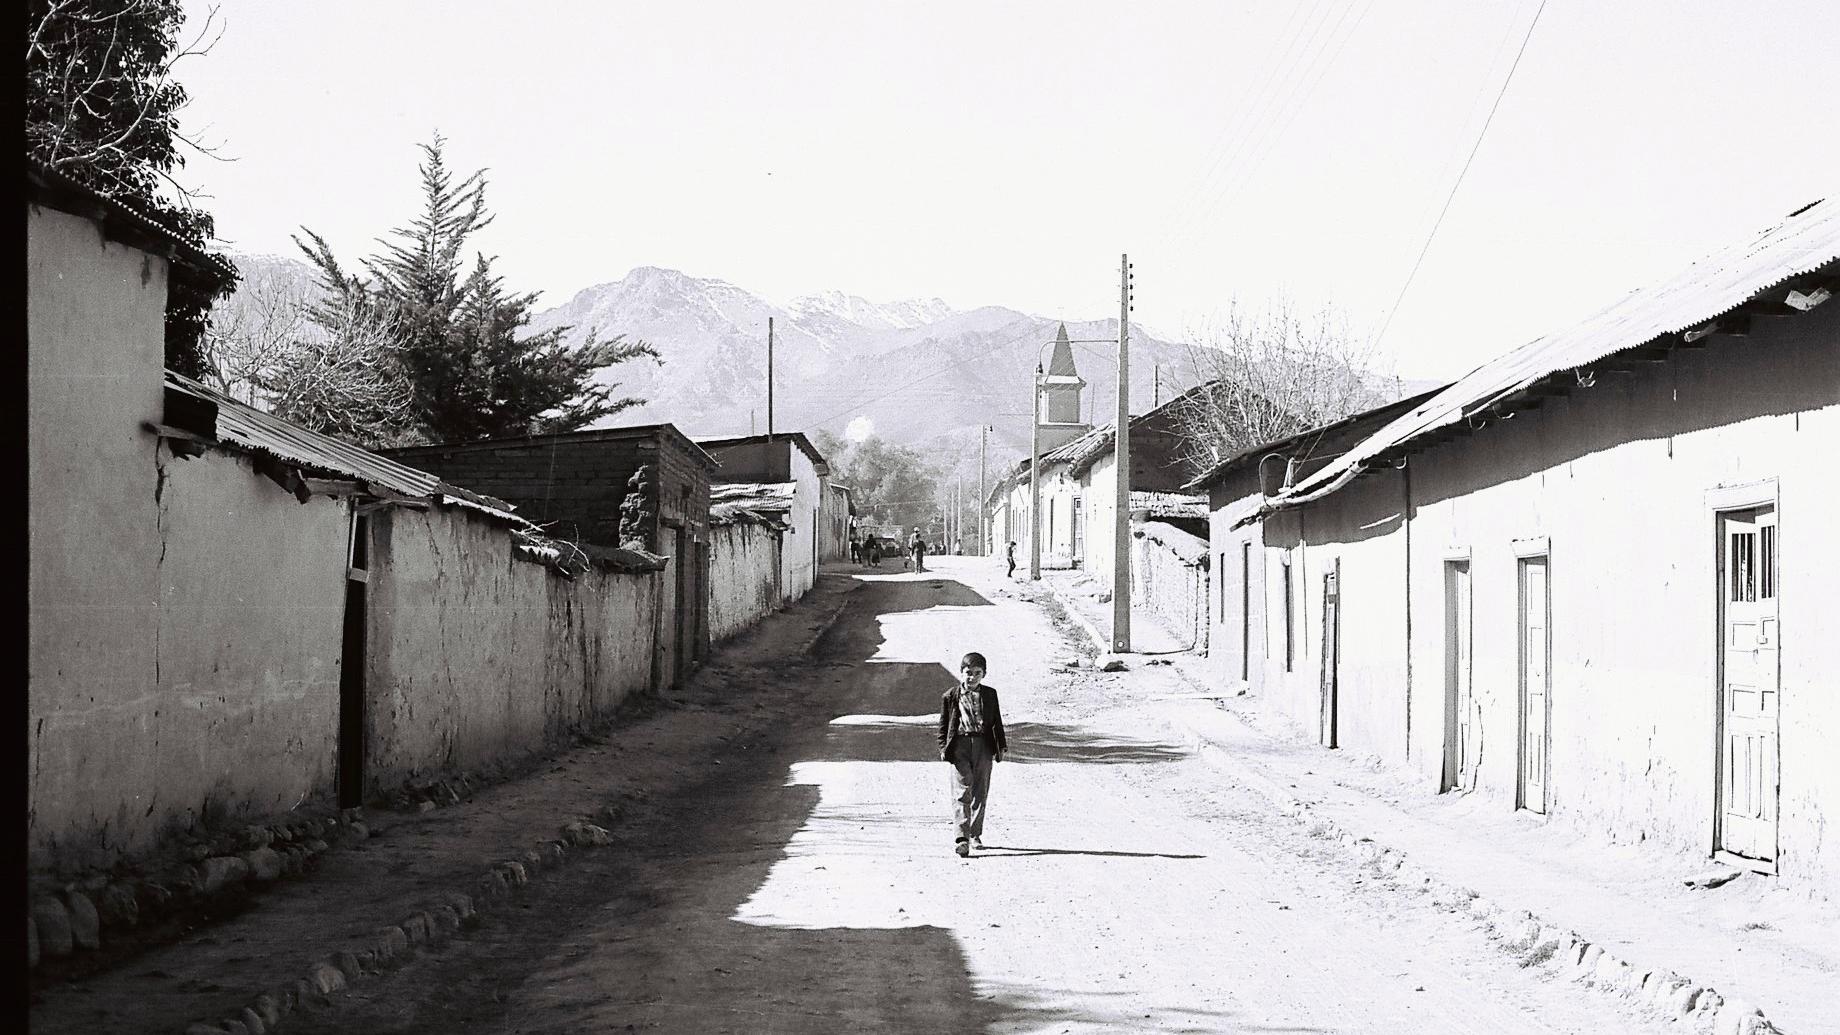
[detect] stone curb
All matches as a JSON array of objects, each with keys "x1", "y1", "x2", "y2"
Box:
[
  {"x1": 1175, "y1": 719, "x2": 1782, "y2": 1035},
  {"x1": 29, "y1": 809, "x2": 362, "y2": 974},
  {"x1": 800, "y1": 582, "x2": 863, "y2": 655},
  {"x1": 179, "y1": 819, "x2": 617, "y2": 1035},
  {"x1": 1038, "y1": 579, "x2": 1110, "y2": 657},
  {"x1": 1031, "y1": 578, "x2": 1782, "y2": 1034}
]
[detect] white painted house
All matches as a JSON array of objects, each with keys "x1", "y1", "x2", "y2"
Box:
[{"x1": 1194, "y1": 199, "x2": 1840, "y2": 884}]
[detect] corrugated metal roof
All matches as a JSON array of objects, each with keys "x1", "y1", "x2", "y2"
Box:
[
  {"x1": 1131, "y1": 490, "x2": 1207, "y2": 519},
  {"x1": 29, "y1": 162, "x2": 239, "y2": 285},
  {"x1": 710, "y1": 481, "x2": 797, "y2": 527},
  {"x1": 1267, "y1": 198, "x2": 1840, "y2": 512},
  {"x1": 165, "y1": 372, "x2": 526, "y2": 524}
]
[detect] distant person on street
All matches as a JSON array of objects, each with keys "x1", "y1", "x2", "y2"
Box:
[
  {"x1": 1005, "y1": 540, "x2": 1017, "y2": 578},
  {"x1": 938, "y1": 651, "x2": 1007, "y2": 857},
  {"x1": 910, "y1": 530, "x2": 927, "y2": 573},
  {"x1": 849, "y1": 536, "x2": 861, "y2": 565}
]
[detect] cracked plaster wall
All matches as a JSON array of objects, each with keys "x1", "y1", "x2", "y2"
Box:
[
  {"x1": 29, "y1": 206, "x2": 346, "y2": 869},
  {"x1": 364, "y1": 505, "x2": 660, "y2": 787},
  {"x1": 708, "y1": 521, "x2": 781, "y2": 643}
]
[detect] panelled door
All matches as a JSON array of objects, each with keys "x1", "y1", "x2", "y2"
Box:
[
  {"x1": 1320, "y1": 560, "x2": 1341, "y2": 749},
  {"x1": 1444, "y1": 561, "x2": 1475, "y2": 792},
  {"x1": 1718, "y1": 506, "x2": 1779, "y2": 864},
  {"x1": 1517, "y1": 556, "x2": 1550, "y2": 814}
]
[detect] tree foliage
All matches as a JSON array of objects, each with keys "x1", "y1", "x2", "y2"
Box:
[
  {"x1": 25, "y1": 0, "x2": 237, "y2": 376},
  {"x1": 821, "y1": 433, "x2": 940, "y2": 531},
  {"x1": 200, "y1": 260, "x2": 419, "y2": 446},
  {"x1": 1172, "y1": 299, "x2": 1400, "y2": 472},
  {"x1": 297, "y1": 136, "x2": 655, "y2": 443}
]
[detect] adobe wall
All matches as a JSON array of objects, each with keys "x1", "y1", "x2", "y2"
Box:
[
  {"x1": 1400, "y1": 305, "x2": 1840, "y2": 881},
  {"x1": 364, "y1": 505, "x2": 660, "y2": 787},
  {"x1": 1206, "y1": 483, "x2": 1266, "y2": 690},
  {"x1": 782, "y1": 455, "x2": 823, "y2": 600},
  {"x1": 709, "y1": 521, "x2": 782, "y2": 642},
  {"x1": 1258, "y1": 470, "x2": 1413, "y2": 765},
  {"x1": 1129, "y1": 521, "x2": 1211, "y2": 652},
  {"x1": 29, "y1": 207, "x2": 350, "y2": 868}
]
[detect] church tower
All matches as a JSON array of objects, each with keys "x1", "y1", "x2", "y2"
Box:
[{"x1": 1037, "y1": 323, "x2": 1090, "y2": 451}]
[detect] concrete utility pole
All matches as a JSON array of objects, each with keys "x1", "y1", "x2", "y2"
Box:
[
  {"x1": 1028, "y1": 364, "x2": 1042, "y2": 580},
  {"x1": 1113, "y1": 255, "x2": 1132, "y2": 652},
  {"x1": 766, "y1": 317, "x2": 775, "y2": 439},
  {"x1": 979, "y1": 425, "x2": 988, "y2": 555}
]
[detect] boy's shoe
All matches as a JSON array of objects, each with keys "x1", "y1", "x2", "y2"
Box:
[
  {"x1": 954, "y1": 840, "x2": 970, "y2": 857},
  {"x1": 972, "y1": 837, "x2": 984, "y2": 850}
]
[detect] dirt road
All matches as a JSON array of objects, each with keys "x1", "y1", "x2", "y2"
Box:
[{"x1": 278, "y1": 558, "x2": 1670, "y2": 1034}]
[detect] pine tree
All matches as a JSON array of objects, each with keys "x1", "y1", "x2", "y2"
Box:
[{"x1": 300, "y1": 135, "x2": 654, "y2": 443}]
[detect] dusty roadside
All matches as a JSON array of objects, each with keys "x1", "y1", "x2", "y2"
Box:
[
  {"x1": 253, "y1": 557, "x2": 1677, "y2": 1034},
  {"x1": 27, "y1": 574, "x2": 863, "y2": 1035}
]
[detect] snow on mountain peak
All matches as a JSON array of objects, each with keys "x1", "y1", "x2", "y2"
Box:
[{"x1": 790, "y1": 290, "x2": 954, "y2": 330}]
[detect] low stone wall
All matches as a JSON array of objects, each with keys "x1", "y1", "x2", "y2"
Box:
[
  {"x1": 708, "y1": 519, "x2": 782, "y2": 642},
  {"x1": 1130, "y1": 520, "x2": 1210, "y2": 651}
]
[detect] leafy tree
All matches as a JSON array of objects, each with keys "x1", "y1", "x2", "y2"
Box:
[
  {"x1": 298, "y1": 135, "x2": 655, "y2": 442},
  {"x1": 826, "y1": 434, "x2": 939, "y2": 531},
  {"x1": 25, "y1": 0, "x2": 237, "y2": 376}
]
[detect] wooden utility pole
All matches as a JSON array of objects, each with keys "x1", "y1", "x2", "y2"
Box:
[
  {"x1": 1113, "y1": 255, "x2": 1132, "y2": 652},
  {"x1": 766, "y1": 316, "x2": 775, "y2": 439}
]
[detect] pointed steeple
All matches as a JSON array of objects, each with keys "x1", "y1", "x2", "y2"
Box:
[
  {"x1": 1047, "y1": 323, "x2": 1078, "y2": 376},
  {"x1": 1040, "y1": 322, "x2": 1087, "y2": 427}
]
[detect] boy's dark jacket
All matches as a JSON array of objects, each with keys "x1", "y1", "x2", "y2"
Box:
[{"x1": 937, "y1": 684, "x2": 1007, "y2": 762}]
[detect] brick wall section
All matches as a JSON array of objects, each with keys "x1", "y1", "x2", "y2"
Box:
[{"x1": 381, "y1": 425, "x2": 713, "y2": 552}]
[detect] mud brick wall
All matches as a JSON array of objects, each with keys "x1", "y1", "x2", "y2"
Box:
[
  {"x1": 364, "y1": 505, "x2": 661, "y2": 788},
  {"x1": 708, "y1": 520, "x2": 782, "y2": 643},
  {"x1": 384, "y1": 429, "x2": 712, "y2": 552},
  {"x1": 1129, "y1": 520, "x2": 1211, "y2": 653}
]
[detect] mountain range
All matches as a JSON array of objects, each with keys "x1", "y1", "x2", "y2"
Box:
[{"x1": 223, "y1": 255, "x2": 1218, "y2": 473}]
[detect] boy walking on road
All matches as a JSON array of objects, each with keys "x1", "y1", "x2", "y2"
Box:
[{"x1": 938, "y1": 652, "x2": 1007, "y2": 856}]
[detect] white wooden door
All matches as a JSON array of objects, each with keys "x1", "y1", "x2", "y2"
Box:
[
  {"x1": 1518, "y1": 556, "x2": 1550, "y2": 814},
  {"x1": 1719, "y1": 506, "x2": 1779, "y2": 863},
  {"x1": 1444, "y1": 561, "x2": 1475, "y2": 792}
]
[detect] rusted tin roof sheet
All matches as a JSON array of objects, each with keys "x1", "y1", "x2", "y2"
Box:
[
  {"x1": 1268, "y1": 198, "x2": 1840, "y2": 511},
  {"x1": 1131, "y1": 490, "x2": 1207, "y2": 519},
  {"x1": 709, "y1": 481, "x2": 797, "y2": 526},
  {"x1": 164, "y1": 372, "x2": 526, "y2": 524}
]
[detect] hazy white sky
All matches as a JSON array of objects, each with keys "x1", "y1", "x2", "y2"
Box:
[{"x1": 175, "y1": 0, "x2": 1839, "y2": 381}]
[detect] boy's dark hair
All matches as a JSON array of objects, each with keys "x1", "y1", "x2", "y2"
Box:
[{"x1": 960, "y1": 652, "x2": 987, "y2": 671}]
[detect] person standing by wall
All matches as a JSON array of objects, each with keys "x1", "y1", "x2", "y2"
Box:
[{"x1": 937, "y1": 652, "x2": 1007, "y2": 856}]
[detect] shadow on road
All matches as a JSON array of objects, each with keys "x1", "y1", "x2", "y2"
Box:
[
  {"x1": 402, "y1": 574, "x2": 1218, "y2": 1034},
  {"x1": 811, "y1": 718, "x2": 1190, "y2": 765},
  {"x1": 972, "y1": 844, "x2": 1206, "y2": 860}
]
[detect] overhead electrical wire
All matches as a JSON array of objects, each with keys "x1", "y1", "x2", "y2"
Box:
[
  {"x1": 1152, "y1": 0, "x2": 1328, "y2": 249},
  {"x1": 1169, "y1": 0, "x2": 1360, "y2": 250},
  {"x1": 1181, "y1": 0, "x2": 1377, "y2": 241},
  {"x1": 1370, "y1": 0, "x2": 1549, "y2": 351}
]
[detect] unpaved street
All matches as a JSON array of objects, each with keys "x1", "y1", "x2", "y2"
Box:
[{"x1": 283, "y1": 558, "x2": 1670, "y2": 1034}]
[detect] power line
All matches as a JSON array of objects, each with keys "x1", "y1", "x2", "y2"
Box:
[
  {"x1": 1372, "y1": 0, "x2": 1549, "y2": 350},
  {"x1": 1153, "y1": 0, "x2": 1324, "y2": 248},
  {"x1": 792, "y1": 324, "x2": 1052, "y2": 432}
]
